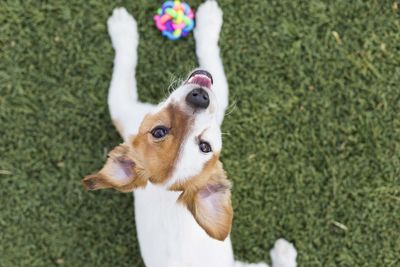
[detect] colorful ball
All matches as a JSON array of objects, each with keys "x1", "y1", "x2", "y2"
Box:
[{"x1": 154, "y1": 0, "x2": 195, "y2": 40}]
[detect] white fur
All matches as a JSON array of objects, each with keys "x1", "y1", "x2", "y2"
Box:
[
  {"x1": 106, "y1": 2, "x2": 297, "y2": 267},
  {"x1": 107, "y1": 7, "x2": 155, "y2": 140},
  {"x1": 194, "y1": 1, "x2": 229, "y2": 126},
  {"x1": 270, "y1": 239, "x2": 298, "y2": 267}
]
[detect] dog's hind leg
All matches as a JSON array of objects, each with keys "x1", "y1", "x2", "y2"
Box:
[
  {"x1": 194, "y1": 0, "x2": 228, "y2": 126},
  {"x1": 233, "y1": 239, "x2": 297, "y2": 267},
  {"x1": 270, "y1": 239, "x2": 297, "y2": 267},
  {"x1": 107, "y1": 7, "x2": 155, "y2": 141}
]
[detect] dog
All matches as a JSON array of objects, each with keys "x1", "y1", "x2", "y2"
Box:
[{"x1": 83, "y1": 1, "x2": 297, "y2": 266}]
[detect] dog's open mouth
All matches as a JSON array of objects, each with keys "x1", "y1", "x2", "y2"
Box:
[{"x1": 186, "y1": 70, "x2": 213, "y2": 89}]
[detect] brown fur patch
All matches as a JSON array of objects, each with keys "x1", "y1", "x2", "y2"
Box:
[
  {"x1": 171, "y1": 155, "x2": 233, "y2": 241},
  {"x1": 130, "y1": 103, "x2": 193, "y2": 184},
  {"x1": 82, "y1": 144, "x2": 148, "y2": 192},
  {"x1": 82, "y1": 103, "x2": 193, "y2": 192}
]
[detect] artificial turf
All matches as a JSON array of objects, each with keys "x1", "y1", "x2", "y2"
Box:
[{"x1": 1, "y1": 0, "x2": 399, "y2": 266}]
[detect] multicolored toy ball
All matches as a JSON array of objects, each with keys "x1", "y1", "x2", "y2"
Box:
[{"x1": 154, "y1": 0, "x2": 195, "y2": 40}]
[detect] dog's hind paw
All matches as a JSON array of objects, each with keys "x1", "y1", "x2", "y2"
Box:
[
  {"x1": 194, "y1": 0, "x2": 223, "y2": 44},
  {"x1": 270, "y1": 238, "x2": 297, "y2": 267},
  {"x1": 107, "y1": 7, "x2": 138, "y2": 55}
]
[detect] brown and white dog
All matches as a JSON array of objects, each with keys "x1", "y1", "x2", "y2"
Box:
[{"x1": 83, "y1": 1, "x2": 297, "y2": 266}]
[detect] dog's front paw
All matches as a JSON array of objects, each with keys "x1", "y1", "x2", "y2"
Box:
[
  {"x1": 107, "y1": 7, "x2": 138, "y2": 55},
  {"x1": 270, "y1": 239, "x2": 297, "y2": 267},
  {"x1": 194, "y1": 0, "x2": 223, "y2": 44}
]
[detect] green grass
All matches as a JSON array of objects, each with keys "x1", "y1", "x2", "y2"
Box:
[{"x1": 1, "y1": 0, "x2": 399, "y2": 266}]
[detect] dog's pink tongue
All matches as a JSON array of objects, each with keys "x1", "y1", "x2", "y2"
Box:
[{"x1": 188, "y1": 75, "x2": 212, "y2": 89}]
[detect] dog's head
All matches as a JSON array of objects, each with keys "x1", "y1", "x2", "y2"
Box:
[{"x1": 83, "y1": 70, "x2": 232, "y2": 241}]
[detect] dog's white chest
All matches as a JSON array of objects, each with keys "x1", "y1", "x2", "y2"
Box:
[{"x1": 133, "y1": 183, "x2": 234, "y2": 267}]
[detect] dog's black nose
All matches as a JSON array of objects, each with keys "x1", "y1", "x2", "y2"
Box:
[{"x1": 186, "y1": 88, "x2": 210, "y2": 109}]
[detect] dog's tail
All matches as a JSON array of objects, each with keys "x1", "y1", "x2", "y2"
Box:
[{"x1": 234, "y1": 238, "x2": 297, "y2": 267}]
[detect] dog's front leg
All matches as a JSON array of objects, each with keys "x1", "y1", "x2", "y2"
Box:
[
  {"x1": 194, "y1": 0, "x2": 228, "y2": 126},
  {"x1": 107, "y1": 8, "x2": 155, "y2": 141}
]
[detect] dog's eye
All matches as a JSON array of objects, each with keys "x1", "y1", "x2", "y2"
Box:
[
  {"x1": 151, "y1": 126, "x2": 169, "y2": 139},
  {"x1": 199, "y1": 141, "x2": 212, "y2": 153}
]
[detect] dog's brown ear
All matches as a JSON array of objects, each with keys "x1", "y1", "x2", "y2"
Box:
[
  {"x1": 178, "y1": 169, "x2": 233, "y2": 241},
  {"x1": 82, "y1": 144, "x2": 147, "y2": 192}
]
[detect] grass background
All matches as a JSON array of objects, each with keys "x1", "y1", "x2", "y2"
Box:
[{"x1": 1, "y1": 0, "x2": 399, "y2": 266}]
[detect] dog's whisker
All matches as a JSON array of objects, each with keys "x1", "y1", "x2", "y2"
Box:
[
  {"x1": 224, "y1": 100, "x2": 238, "y2": 117},
  {"x1": 164, "y1": 76, "x2": 184, "y2": 97}
]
